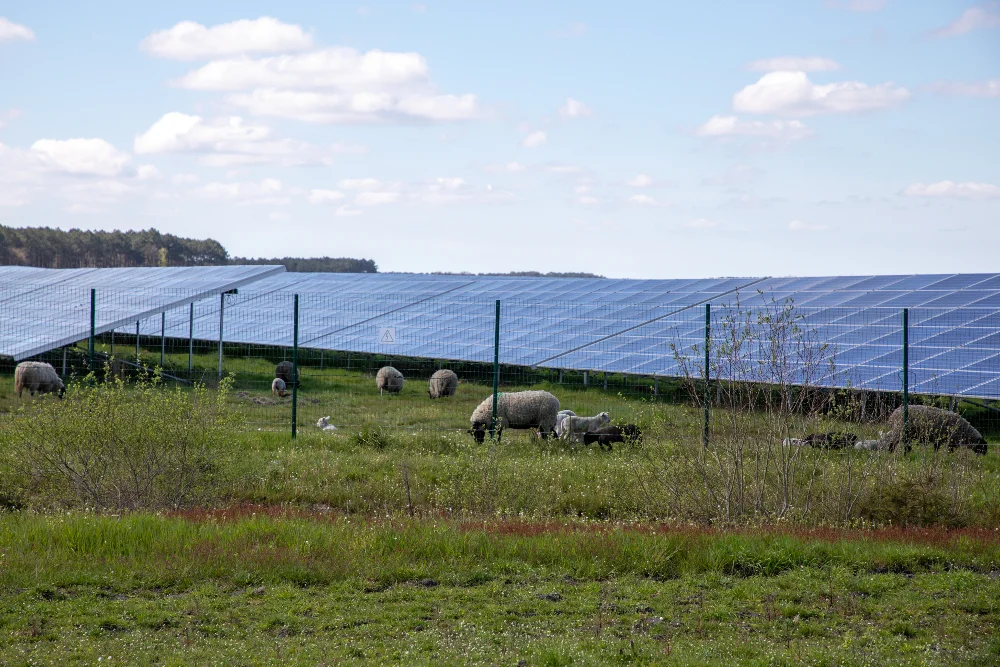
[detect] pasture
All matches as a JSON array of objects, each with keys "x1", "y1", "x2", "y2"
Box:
[{"x1": 1, "y1": 362, "x2": 999, "y2": 664}]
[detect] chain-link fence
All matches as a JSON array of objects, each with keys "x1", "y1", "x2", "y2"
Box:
[{"x1": 1, "y1": 285, "x2": 997, "y2": 443}]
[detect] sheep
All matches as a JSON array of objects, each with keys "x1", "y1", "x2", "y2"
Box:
[
  {"x1": 560, "y1": 412, "x2": 611, "y2": 443},
  {"x1": 316, "y1": 416, "x2": 337, "y2": 431},
  {"x1": 271, "y1": 377, "x2": 287, "y2": 398},
  {"x1": 376, "y1": 366, "x2": 404, "y2": 395},
  {"x1": 554, "y1": 410, "x2": 577, "y2": 438},
  {"x1": 854, "y1": 439, "x2": 886, "y2": 451},
  {"x1": 782, "y1": 432, "x2": 858, "y2": 450},
  {"x1": 274, "y1": 361, "x2": 299, "y2": 386},
  {"x1": 428, "y1": 369, "x2": 458, "y2": 399},
  {"x1": 14, "y1": 361, "x2": 65, "y2": 398},
  {"x1": 582, "y1": 423, "x2": 642, "y2": 450},
  {"x1": 468, "y1": 390, "x2": 560, "y2": 444},
  {"x1": 881, "y1": 405, "x2": 987, "y2": 455}
]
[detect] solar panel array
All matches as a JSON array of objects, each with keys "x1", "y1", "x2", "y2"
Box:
[
  {"x1": 0, "y1": 265, "x2": 285, "y2": 360},
  {"x1": 3, "y1": 267, "x2": 997, "y2": 399},
  {"x1": 113, "y1": 271, "x2": 1000, "y2": 399}
]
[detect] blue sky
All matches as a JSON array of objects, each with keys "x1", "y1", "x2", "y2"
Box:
[{"x1": 0, "y1": 1, "x2": 998, "y2": 278}]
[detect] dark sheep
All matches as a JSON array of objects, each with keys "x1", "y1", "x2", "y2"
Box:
[
  {"x1": 582, "y1": 423, "x2": 642, "y2": 450},
  {"x1": 882, "y1": 405, "x2": 987, "y2": 455},
  {"x1": 275, "y1": 361, "x2": 299, "y2": 386}
]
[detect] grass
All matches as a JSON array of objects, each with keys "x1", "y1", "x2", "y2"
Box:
[{"x1": 1, "y1": 512, "x2": 1000, "y2": 665}]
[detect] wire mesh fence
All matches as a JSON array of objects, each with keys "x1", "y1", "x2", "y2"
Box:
[{"x1": 1, "y1": 284, "x2": 997, "y2": 443}]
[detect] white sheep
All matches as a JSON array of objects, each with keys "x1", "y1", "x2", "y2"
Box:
[
  {"x1": 14, "y1": 361, "x2": 65, "y2": 398},
  {"x1": 560, "y1": 412, "x2": 611, "y2": 443},
  {"x1": 428, "y1": 369, "x2": 458, "y2": 399},
  {"x1": 469, "y1": 390, "x2": 560, "y2": 443},
  {"x1": 316, "y1": 416, "x2": 337, "y2": 431},
  {"x1": 271, "y1": 377, "x2": 287, "y2": 398},
  {"x1": 376, "y1": 366, "x2": 404, "y2": 395},
  {"x1": 554, "y1": 410, "x2": 577, "y2": 438}
]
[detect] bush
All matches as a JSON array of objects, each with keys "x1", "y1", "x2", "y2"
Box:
[{"x1": 0, "y1": 370, "x2": 243, "y2": 510}]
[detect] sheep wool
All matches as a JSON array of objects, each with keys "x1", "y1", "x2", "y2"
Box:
[
  {"x1": 275, "y1": 361, "x2": 299, "y2": 385},
  {"x1": 271, "y1": 377, "x2": 287, "y2": 397},
  {"x1": 560, "y1": 412, "x2": 611, "y2": 441},
  {"x1": 881, "y1": 405, "x2": 987, "y2": 454},
  {"x1": 469, "y1": 390, "x2": 560, "y2": 443},
  {"x1": 428, "y1": 369, "x2": 459, "y2": 399},
  {"x1": 376, "y1": 366, "x2": 405, "y2": 395},
  {"x1": 554, "y1": 409, "x2": 577, "y2": 438},
  {"x1": 14, "y1": 361, "x2": 65, "y2": 398}
]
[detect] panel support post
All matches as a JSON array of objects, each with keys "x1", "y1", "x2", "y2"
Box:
[
  {"x1": 135, "y1": 320, "x2": 140, "y2": 366},
  {"x1": 188, "y1": 302, "x2": 194, "y2": 373},
  {"x1": 160, "y1": 312, "x2": 166, "y2": 368},
  {"x1": 703, "y1": 303, "x2": 711, "y2": 448},
  {"x1": 583, "y1": 371, "x2": 589, "y2": 387},
  {"x1": 62, "y1": 346, "x2": 68, "y2": 377},
  {"x1": 292, "y1": 294, "x2": 299, "y2": 439},
  {"x1": 902, "y1": 308, "x2": 909, "y2": 453},
  {"x1": 88, "y1": 288, "x2": 96, "y2": 374},
  {"x1": 218, "y1": 293, "x2": 225, "y2": 380},
  {"x1": 490, "y1": 299, "x2": 501, "y2": 440}
]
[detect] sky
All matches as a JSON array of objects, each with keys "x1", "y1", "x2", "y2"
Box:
[{"x1": 0, "y1": 1, "x2": 998, "y2": 279}]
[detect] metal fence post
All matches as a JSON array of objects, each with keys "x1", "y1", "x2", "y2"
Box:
[
  {"x1": 703, "y1": 303, "x2": 711, "y2": 448},
  {"x1": 490, "y1": 299, "x2": 501, "y2": 440},
  {"x1": 160, "y1": 312, "x2": 166, "y2": 368},
  {"x1": 89, "y1": 288, "x2": 95, "y2": 373},
  {"x1": 135, "y1": 320, "x2": 140, "y2": 365},
  {"x1": 902, "y1": 307, "x2": 909, "y2": 452},
  {"x1": 188, "y1": 302, "x2": 194, "y2": 373},
  {"x1": 292, "y1": 294, "x2": 299, "y2": 439},
  {"x1": 218, "y1": 292, "x2": 225, "y2": 380}
]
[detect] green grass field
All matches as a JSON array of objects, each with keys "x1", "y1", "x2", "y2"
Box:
[{"x1": 2, "y1": 351, "x2": 1000, "y2": 664}]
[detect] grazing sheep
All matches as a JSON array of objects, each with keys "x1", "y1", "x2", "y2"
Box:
[
  {"x1": 582, "y1": 423, "x2": 642, "y2": 450},
  {"x1": 854, "y1": 439, "x2": 886, "y2": 451},
  {"x1": 469, "y1": 390, "x2": 560, "y2": 443},
  {"x1": 560, "y1": 412, "x2": 611, "y2": 442},
  {"x1": 881, "y1": 405, "x2": 987, "y2": 454},
  {"x1": 274, "y1": 361, "x2": 299, "y2": 386},
  {"x1": 271, "y1": 377, "x2": 287, "y2": 398},
  {"x1": 428, "y1": 369, "x2": 458, "y2": 399},
  {"x1": 782, "y1": 432, "x2": 858, "y2": 450},
  {"x1": 554, "y1": 410, "x2": 577, "y2": 438},
  {"x1": 14, "y1": 361, "x2": 65, "y2": 398},
  {"x1": 376, "y1": 366, "x2": 405, "y2": 395},
  {"x1": 316, "y1": 416, "x2": 337, "y2": 431}
]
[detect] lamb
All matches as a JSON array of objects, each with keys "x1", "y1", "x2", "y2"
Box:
[
  {"x1": 881, "y1": 405, "x2": 987, "y2": 455},
  {"x1": 554, "y1": 410, "x2": 577, "y2": 438},
  {"x1": 468, "y1": 390, "x2": 560, "y2": 443},
  {"x1": 376, "y1": 366, "x2": 405, "y2": 395},
  {"x1": 560, "y1": 412, "x2": 611, "y2": 442},
  {"x1": 582, "y1": 423, "x2": 642, "y2": 450},
  {"x1": 14, "y1": 361, "x2": 65, "y2": 398},
  {"x1": 428, "y1": 369, "x2": 458, "y2": 399},
  {"x1": 274, "y1": 361, "x2": 299, "y2": 386},
  {"x1": 271, "y1": 377, "x2": 287, "y2": 398},
  {"x1": 316, "y1": 416, "x2": 337, "y2": 431}
]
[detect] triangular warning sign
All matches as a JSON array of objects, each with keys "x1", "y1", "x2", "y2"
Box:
[{"x1": 381, "y1": 330, "x2": 394, "y2": 343}]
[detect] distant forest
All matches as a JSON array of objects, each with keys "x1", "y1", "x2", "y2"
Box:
[
  {"x1": 0, "y1": 226, "x2": 600, "y2": 278},
  {"x1": 0, "y1": 226, "x2": 377, "y2": 273}
]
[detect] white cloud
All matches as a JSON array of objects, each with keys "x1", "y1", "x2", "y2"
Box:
[
  {"x1": 0, "y1": 17, "x2": 34, "y2": 42},
  {"x1": 136, "y1": 164, "x2": 162, "y2": 181},
  {"x1": 686, "y1": 218, "x2": 718, "y2": 229},
  {"x1": 338, "y1": 178, "x2": 388, "y2": 191},
  {"x1": 141, "y1": 17, "x2": 313, "y2": 60},
  {"x1": 134, "y1": 112, "x2": 331, "y2": 166},
  {"x1": 171, "y1": 173, "x2": 199, "y2": 185},
  {"x1": 307, "y1": 189, "x2": 345, "y2": 204},
  {"x1": 903, "y1": 181, "x2": 1000, "y2": 200},
  {"x1": 824, "y1": 0, "x2": 888, "y2": 11},
  {"x1": 577, "y1": 195, "x2": 600, "y2": 206},
  {"x1": 696, "y1": 115, "x2": 813, "y2": 141},
  {"x1": 521, "y1": 130, "x2": 547, "y2": 148},
  {"x1": 412, "y1": 4, "x2": 428, "y2": 12},
  {"x1": 626, "y1": 174, "x2": 653, "y2": 188},
  {"x1": 558, "y1": 98, "x2": 592, "y2": 119},
  {"x1": 745, "y1": 57, "x2": 841, "y2": 73},
  {"x1": 733, "y1": 71, "x2": 910, "y2": 117},
  {"x1": 929, "y1": 3, "x2": 1000, "y2": 38},
  {"x1": 927, "y1": 79, "x2": 1000, "y2": 98},
  {"x1": 30, "y1": 138, "x2": 131, "y2": 177},
  {"x1": 356, "y1": 191, "x2": 401, "y2": 206},
  {"x1": 330, "y1": 142, "x2": 368, "y2": 154},
  {"x1": 502, "y1": 161, "x2": 527, "y2": 172},
  {"x1": 195, "y1": 177, "x2": 289, "y2": 205},
  {"x1": 335, "y1": 205, "x2": 362, "y2": 217},
  {"x1": 788, "y1": 219, "x2": 828, "y2": 231},
  {"x1": 227, "y1": 88, "x2": 480, "y2": 124},
  {"x1": 545, "y1": 163, "x2": 584, "y2": 174},
  {"x1": 628, "y1": 194, "x2": 658, "y2": 205}
]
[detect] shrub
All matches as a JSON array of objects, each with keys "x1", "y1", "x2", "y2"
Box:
[{"x1": 0, "y1": 369, "x2": 243, "y2": 510}]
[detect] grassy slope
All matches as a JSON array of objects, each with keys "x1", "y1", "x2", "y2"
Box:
[{"x1": 2, "y1": 514, "x2": 1000, "y2": 665}]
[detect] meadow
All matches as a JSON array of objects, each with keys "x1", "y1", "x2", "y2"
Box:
[{"x1": 1, "y1": 352, "x2": 999, "y2": 664}]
